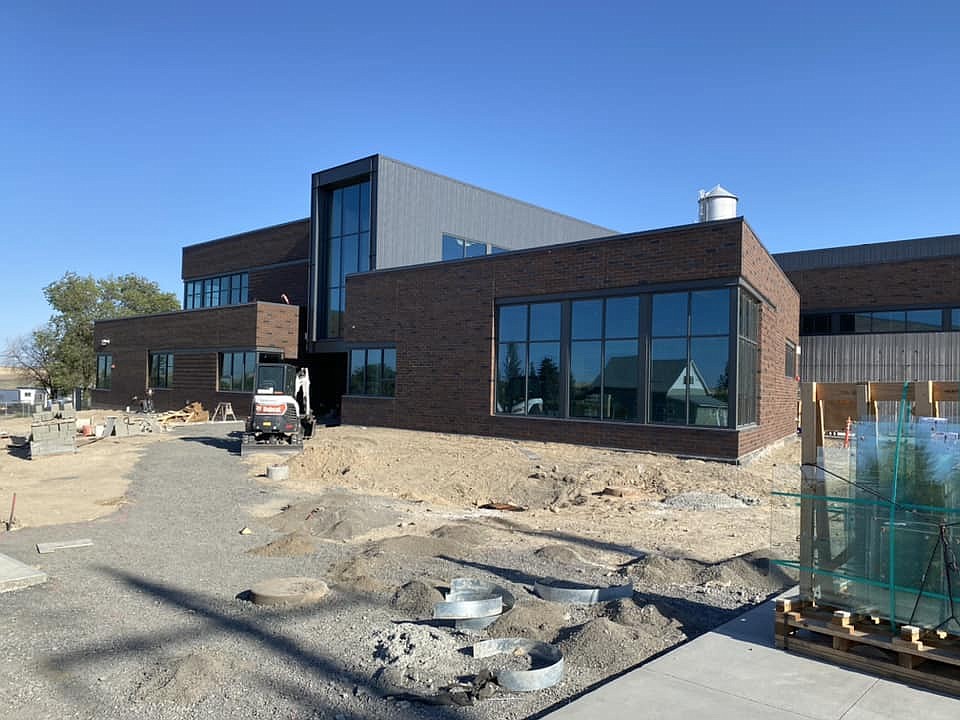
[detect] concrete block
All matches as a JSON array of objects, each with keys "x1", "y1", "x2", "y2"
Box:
[
  {"x1": 30, "y1": 439, "x2": 76, "y2": 458},
  {"x1": 0, "y1": 552, "x2": 48, "y2": 593}
]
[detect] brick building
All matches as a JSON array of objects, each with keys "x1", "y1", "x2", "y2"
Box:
[
  {"x1": 92, "y1": 155, "x2": 800, "y2": 461},
  {"x1": 775, "y1": 234, "x2": 960, "y2": 383}
]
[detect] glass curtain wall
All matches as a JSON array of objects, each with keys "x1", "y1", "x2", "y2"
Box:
[
  {"x1": 649, "y1": 289, "x2": 730, "y2": 426},
  {"x1": 570, "y1": 297, "x2": 640, "y2": 420},
  {"x1": 496, "y1": 303, "x2": 561, "y2": 415},
  {"x1": 326, "y1": 181, "x2": 371, "y2": 337}
]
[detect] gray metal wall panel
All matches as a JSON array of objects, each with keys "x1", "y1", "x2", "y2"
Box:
[
  {"x1": 800, "y1": 332, "x2": 960, "y2": 383},
  {"x1": 775, "y1": 233, "x2": 960, "y2": 272},
  {"x1": 374, "y1": 157, "x2": 616, "y2": 269}
]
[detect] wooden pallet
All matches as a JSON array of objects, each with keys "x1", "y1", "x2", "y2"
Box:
[{"x1": 775, "y1": 598, "x2": 960, "y2": 696}]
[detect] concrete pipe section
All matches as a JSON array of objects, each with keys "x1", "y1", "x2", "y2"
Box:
[{"x1": 248, "y1": 576, "x2": 329, "y2": 606}]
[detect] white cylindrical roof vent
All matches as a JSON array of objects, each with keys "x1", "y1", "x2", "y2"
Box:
[{"x1": 697, "y1": 185, "x2": 738, "y2": 222}]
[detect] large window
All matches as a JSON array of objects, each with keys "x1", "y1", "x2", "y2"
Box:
[
  {"x1": 184, "y1": 273, "x2": 248, "y2": 310},
  {"x1": 570, "y1": 297, "x2": 640, "y2": 420},
  {"x1": 650, "y1": 290, "x2": 731, "y2": 427},
  {"x1": 219, "y1": 351, "x2": 256, "y2": 392},
  {"x1": 326, "y1": 181, "x2": 372, "y2": 337},
  {"x1": 149, "y1": 353, "x2": 174, "y2": 388},
  {"x1": 497, "y1": 303, "x2": 561, "y2": 416},
  {"x1": 348, "y1": 348, "x2": 396, "y2": 397},
  {"x1": 96, "y1": 354, "x2": 112, "y2": 390}
]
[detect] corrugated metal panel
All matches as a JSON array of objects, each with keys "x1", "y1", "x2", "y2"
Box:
[
  {"x1": 374, "y1": 157, "x2": 617, "y2": 269},
  {"x1": 800, "y1": 332, "x2": 960, "y2": 383},
  {"x1": 775, "y1": 233, "x2": 960, "y2": 272}
]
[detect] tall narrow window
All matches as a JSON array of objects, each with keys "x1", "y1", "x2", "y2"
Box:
[
  {"x1": 326, "y1": 180, "x2": 371, "y2": 337},
  {"x1": 96, "y1": 354, "x2": 112, "y2": 389},
  {"x1": 219, "y1": 351, "x2": 257, "y2": 392},
  {"x1": 149, "y1": 353, "x2": 174, "y2": 388},
  {"x1": 496, "y1": 303, "x2": 560, "y2": 416},
  {"x1": 737, "y1": 291, "x2": 760, "y2": 426}
]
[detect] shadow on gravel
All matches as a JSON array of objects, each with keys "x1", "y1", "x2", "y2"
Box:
[
  {"x1": 480, "y1": 515, "x2": 647, "y2": 560},
  {"x1": 178, "y1": 435, "x2": 242, "y2": 455},
  {"x1": 47, "y1": 567, "x2": 464, "y2": 719}
]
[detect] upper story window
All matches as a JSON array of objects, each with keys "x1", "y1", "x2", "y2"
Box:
[
  {"x1": 184, "y1": 273, "x2": 248, "y2": 310},
  {"x1": 800, "y1": 307, "x2": 948, "y2": 336},
  {"x1": 441, "y1": 234, "x2": 507, "y2": 261},
  {"x1": 326, "y1": 180, "x2": 372, "y2": 338}
]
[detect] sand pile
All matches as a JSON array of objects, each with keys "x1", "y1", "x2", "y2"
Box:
[
  {"x1": 265, "y1": 491, "x2": 399, "y2": 541},
  {"x1": 247, "y1": 529, "x2": 316, "y2": 557},
  {"x1": 369, "y1": 624, "x2": 466, "y2": 691},
  {"x1": 132, "y1": 652, "x2": 245, "y2": 705}
]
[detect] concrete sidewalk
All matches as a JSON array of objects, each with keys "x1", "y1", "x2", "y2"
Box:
[{"x1": 542, "y1": 592, "x2": 958, "y2": 719}]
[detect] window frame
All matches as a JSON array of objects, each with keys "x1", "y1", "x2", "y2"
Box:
[
  {"x1": 149, "y1": 352, "x2": 174, "y2": 389},
  {"x1": 184, "y1": 272, "x2": 249, "y2": 310},
  {"x1": 218, "y1": 351, "x2": 257, "y2": 393},
  {"x1": 347, "y1": 347, "x2": 397, "y2": 398},
  {"x1": 96, "y1": 353, "x2": 112, "y2": 390}
]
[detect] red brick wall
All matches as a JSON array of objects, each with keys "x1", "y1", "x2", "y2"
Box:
[
  {"x1": 342, "y1": 219, "x2": 798, "y2": 461},
  {"x1": 739, "y1": 223, "x2": 800, "y2": 455},
  {"x1": 785, "y1": 257, "x2": 960, "y2": 312},
  {"x1": 182, "y1": 219, "x2": 309, "y2": 279},
  {"x1": 91, "y1": 303, "x2": 300, "y2": 413}
]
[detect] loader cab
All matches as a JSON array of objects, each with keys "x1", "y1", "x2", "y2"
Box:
[{"x1": 255, "y1": 363, "x2": 297, "y2": 397}]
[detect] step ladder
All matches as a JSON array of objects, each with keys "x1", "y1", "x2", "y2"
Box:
[{"x1": 211, "y1": 402, "x2": 238, "y2": 422}]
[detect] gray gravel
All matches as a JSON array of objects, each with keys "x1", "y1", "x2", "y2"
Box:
[{"x1": 0, "y1": 424, "x2": 789, "y2": 720}]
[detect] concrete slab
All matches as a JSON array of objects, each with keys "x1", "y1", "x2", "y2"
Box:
[
  {"x1": 0, "y1": 552, "x2": 48, "y2": 593},
  {"x1": 541, "y1": 591, "x2": 958, "y2": 720}
]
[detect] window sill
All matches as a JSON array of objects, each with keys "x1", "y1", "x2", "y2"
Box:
[{"x1": 344, "y1": 394, "x2": 396, "y2": 400}]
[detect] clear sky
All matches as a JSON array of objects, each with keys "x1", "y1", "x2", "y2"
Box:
[{"x1": 2, "y1": 1, "x2": 958, "y2": 348}]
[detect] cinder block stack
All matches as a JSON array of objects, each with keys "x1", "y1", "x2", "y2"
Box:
[{"x1": 29, "y1": 402, "x2": 78, "y2": 458}]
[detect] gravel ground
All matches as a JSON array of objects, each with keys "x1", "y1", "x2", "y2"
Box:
[{"x1": 0, "y1": 423, "x2": 794, "y2": 720}]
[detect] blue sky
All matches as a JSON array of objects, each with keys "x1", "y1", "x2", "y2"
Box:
[{"x1": 1, "y1": 2, "x2": 958, "y2": 347}]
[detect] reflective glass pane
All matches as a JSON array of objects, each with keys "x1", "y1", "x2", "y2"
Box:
[
  {"x1": 650, "y1": 338, "x2": 688, "y2": 424},
  {"x1": 244, "y1": 352, "x2": 256, "y2": 392},
  {"x1": 872, "y1": 310, "x2": 905, "y2": 333},
  {"x1": 230, "y1": 278, "x2": 241, "y2": 305},
  {"x1": 570, "y1": 340, "x2": 602, "y2": 418},
  {"x1": 572, "y1": 299, "x2": 602, "y2": 340},
  {"x1": 836, "y1": 313, "x2": 854, "y2": 333},
  {"x1": 530, "y1": 302, "x2": 561, "y2": 341},
  {"x1": 328, "y1": 235, "x2": 341, "y2": 285},
  {"x1": 349, "y1": 350, "x2": 365, "y2": 394},
  {"x1": 382, "y1": 348, "x2": 396, "y2": 396},
  {"x1": 737, "y1": 339, "x2": 758, "y2": 425},
  {"x1": 528, "y1": 342, "x2": 561, "y2": 416},
  {"x1": 359, "y1": 232, "x2": 371, "y2": 272},
  {"x1": 359, "y1": 181, "x2": 370, "y2": 232},
  {"x1": 499, "y1": 305, "x2": 527, "y2": 342},
  {"x1": 465, "y1": 241, "x2": 486, "y2": 258},
  {"x1": 953, "y1": 309, "x2": 960, "y2": 331},
  {"x1": 330, "y1": 188, "x2": 342, "y2": 237},
  {"x1": 854, "y1": 312, "x2": 872, "y2": 332},
  {"x1": 739, "y1": 292, "x2": 760, "y2": 340},
  {"x1": 327, "y1": 288, "x2": 343, "y2": 337},
  {"x1": 497, "y1": 342, "x2": 527, "y2": 414},
  {"x1": 489, "y1": 245, "x2": 507, "y2": 254},
  {"x1": 605, "y1": 296, "x2": 639, "y2": 339},
  {"x1": 366, "y1": 349, "x2": 382, "y2": 395},
  {"x1": 220, "y1": 353, "x2": 232, "y2": 391},
  {"x1": 342, "y1": 234, "x2": 359, "y2": 275},
  {"x1": 652, "y1": 293, "x2": 688, "y2": 337},
  {"x1": 905, "y1": 309, "x2": 942, "y2": 332},
  {"x1": 342, "y1": 184, "x2": 359, "y2": 235},
  {"x1": 691, "y1": 289, "x2": 729, "y2": 336},
  {"x1": 603, "y1": 340, "x2": 639, "y2": 420},
  {"x1": 690, "y1": 337, "x2": 730, "y2": 427},
  {"x1": 442, "y1": 234, "x2": 463, "y2": 260}
]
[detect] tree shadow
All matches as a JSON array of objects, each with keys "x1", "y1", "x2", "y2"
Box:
[
  {"x1": 45, "y1": 566, "x2": 465, "y2": 719},
  {"x1": 478, "y1": 515, "x2": 647, "y2": 560}
]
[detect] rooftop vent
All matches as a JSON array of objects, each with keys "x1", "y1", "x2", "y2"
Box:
[{"x1": 698, "y1": 185, "x2": 738, "y2": 222}]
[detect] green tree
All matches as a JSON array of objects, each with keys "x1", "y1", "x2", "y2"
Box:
[{"x1": 6, "y1": 272, "x2": 179, "y2": 395}]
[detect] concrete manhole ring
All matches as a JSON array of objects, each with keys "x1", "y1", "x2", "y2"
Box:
[{"x1": 249, "y1": 576, "x2": 329, "y2": 606}]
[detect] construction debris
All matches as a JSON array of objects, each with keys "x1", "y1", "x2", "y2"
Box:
[
  {"x1": 248, "y1": 576, "x2": 329, "y2": 606},
  {"x1": 29, "y1": 403, "x2": 77, "y2": 458},
  {"x1": 37, "y1": 539, "x2": 93, "y2": 554},
  {"x1": 433, "y1": 578, "x2": 516, "y2": 630},
  {"x1": 471, "y1": 638, "x2": 564, "y2": 691},
  {"x1": 157, "y1": 402, "x2": 209, "y2": 426},
  {"x1": 534, "y1": 577, "x2": 634, "y2": 604},
  {"x1": 0, "y1": 552, "x2": 47, "y2": 593}
]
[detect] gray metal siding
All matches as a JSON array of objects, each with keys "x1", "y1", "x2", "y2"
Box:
[
  {"x1": 374, "y1": 156, "x2": 616, "y2": 269},
  {"x1": 775, "y1": 233, "x2": 960, "y2": 272},
  {"x1": 800, "y1": 332, "x2": 960, "y2": 383}
]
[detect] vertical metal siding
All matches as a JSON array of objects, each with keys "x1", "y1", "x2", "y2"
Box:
[
  {"x1": 374, "y1": 157, "x2": 616, "y2": 269},
  {"x1": 800, "y1": 332, "x2": 960, "y2": 382}
]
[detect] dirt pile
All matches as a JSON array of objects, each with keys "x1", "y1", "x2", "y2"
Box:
[
  {"x1": 558, "y1": 617, "x2": 670, "y2": 683},
  {"x1": 486, "y1": 599, "x2": 571, "y2": 643},
  {"x1": 369, "y1": 624, "x2": 466, "y2": 691},
  {"x1": 626, "y1": 551, "x2": 796, "y2": 595},
  {"x1": 132, "y1": 652, "x2": 246, "y2": 705},
  {"x1": 247, "y1": 529, "x2": 316, "y2": 557},
  {"x1": 265, "y1": 491, "x2": 399, "y2": 541},
  {"x1": 391, "y1": 580, "x2": 444, "y2": 619}
]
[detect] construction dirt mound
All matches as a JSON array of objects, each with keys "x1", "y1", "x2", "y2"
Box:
[
  {"x1": 132, "y1": 652, "x2": 247, "y2": 705},
  {"x1": 625, "y1": 550, "x2": 796, "y2": 593},
  {"x1": 390, "y1": 579, "x2": 445, "y2": 619},
  {"x1": 247, "y1": 529, "x2": 317, "y2": 557},
  {"x1": 265, "y1": 491, "x2": 399, "y2": 541}
]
